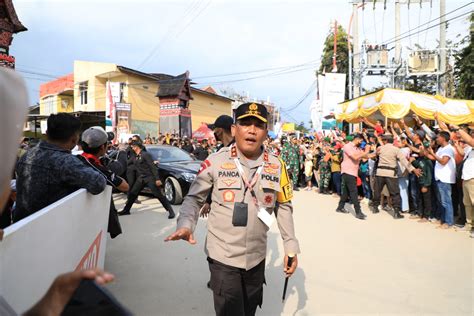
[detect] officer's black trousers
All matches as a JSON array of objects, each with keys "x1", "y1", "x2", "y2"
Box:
[
  {"x1": 337, "y1": 174, "x2": 362, "y2": 214},
  {"x1": 123, "y1": 177, "x2": 173, "y2": 213},
  {"x1": 208, "y1": 257, "x2": 265, "y2": 316},
  {"x1": 371, "y1": 176, "x2": 402, "y2": 211}
]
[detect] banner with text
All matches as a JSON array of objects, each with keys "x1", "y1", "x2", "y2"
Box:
[
  {"x1": 106, "y1": 82, "x2": 121, "y2": 133},
  {"x1": 321, "y1": 73, "x2": 346, "y2": 117},
  {"x1": 320, "y1": 73, "x2": 346, "y2": 129}
]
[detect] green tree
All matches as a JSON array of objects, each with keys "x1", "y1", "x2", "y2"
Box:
[
  {"x1": 295, "y1": 121, "x2": 309, "y2": 134},
  {"x1": 404, "y1": 76, "x2": 438, "y2": 95},
  {"x1": 319, "y1": 24, "x2": 349, "y2": 99},
  {"x1": 318, "y1": 23, "x2": 349, "y2": 98},
  {"x1": 319, "y1": 23, "x2": 349, "y2": 75},
  {"x1": 454, "y1": 13, "x2": 474, "y2": 99}
]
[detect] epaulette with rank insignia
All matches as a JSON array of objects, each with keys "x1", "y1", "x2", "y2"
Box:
[{"x1": 230, "y1": 145, "x2": 237, "y2": 158}]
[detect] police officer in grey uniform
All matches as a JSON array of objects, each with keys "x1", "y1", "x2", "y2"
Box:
[
  {"x1": 166, "y1": 103, "x2": 300, "y2": 316},
  {"x1": 369, "y1": 134, "x2": 422, "y2": 219}
]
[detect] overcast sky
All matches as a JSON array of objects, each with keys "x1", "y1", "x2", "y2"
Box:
[{"x1": 11, "y1": 0, "x2": 473, "y2": 125}]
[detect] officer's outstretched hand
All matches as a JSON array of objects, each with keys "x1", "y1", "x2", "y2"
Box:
[
  {"x1": 284, "y1": 254, "x2": 298, "y2": 277},
  {"x1": 164, "y1": 227, "x2": 196, "y2": 245}
]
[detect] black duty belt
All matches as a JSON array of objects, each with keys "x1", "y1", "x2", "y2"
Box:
[{"x1": 377, "y1": 165, "x2": 398, "y2": 176}]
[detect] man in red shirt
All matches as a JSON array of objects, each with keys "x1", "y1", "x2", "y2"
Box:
[{"x1": 336, "y1": 134, "x2": 371, "y2": 220}]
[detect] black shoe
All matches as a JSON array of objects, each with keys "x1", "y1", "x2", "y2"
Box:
[
  {"x1": 168, "y1": 210, "x2": 176, "y2": 219},
  {"x1": 336, "y1": 208, "x2": 349, "y2": 214},
  {"x1": 118, "y1": 210, "x2": 131, "y2": 216},
  {"x1": 393, "y1": 211, "x2": 404, "y2": 219},
  {"x1": 355, "y1": 212, "x2": 367, "y2": 220},
  {"x1": 369, "y1": 206, "x2": 379, "y2": 214},
  {"x1": 135, "y1": 200, "x2": 142, "y2": 204}
]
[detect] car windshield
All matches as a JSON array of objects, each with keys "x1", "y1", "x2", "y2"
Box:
[{"x1": 146, "y1": 146, "x2": 194, "y2": 163}]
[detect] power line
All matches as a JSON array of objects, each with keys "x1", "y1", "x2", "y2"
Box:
[
  {"x1": 381, "y1": 1, "x2": 473, "y2": 46},
  {"x1": 17, "y1": 69, "x2": 62, "y2": 79},
  {"x1": 136, "y1": 0, "x2": 204, "y2": 69},
  {"x1": 383, "y1": 10, "x2": 472, "y2": 47},
  {"x1": 196, "y1": 63, "x2": 318, "y2": 86},
  {"x1": 174, "y1": 0, "x2": 212, "y2": 39},
  {"x1": 280, "y1": 80, "x2": 317, "y2": 112},
  {"x1": 280, "y1": 111, "x2": 300, "y2": 124},
  {"x1": 193, "y1": 59, "x2": 319, "y2": 79},
  {"x1": 17, "y1": 57, "x2": 320, "y2": 90}
]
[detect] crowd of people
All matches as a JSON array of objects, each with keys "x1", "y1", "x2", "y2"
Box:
[
  {"x1": 2, "y1": 67, "x2": 473, "y2": 315},
  {"x1": 5, "y1": 113, "x2": 474, "y2": 240},
  {"x1": 262, "y1": 115, "x2": 473, "y2": 238},
  {"x1": 111, "y1": 113, "x2": 474, "y2": 239}
]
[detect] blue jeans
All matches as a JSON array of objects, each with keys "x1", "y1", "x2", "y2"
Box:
[
  {"x1": 332, "y1": 172, "x2": 341, "y2": 195},
  {"x1": 436, "y1": 181, "x2": 454, "y2": 225},
  {"x1": 360, "y1": 171, "x2": 371, "y2": 199},
  {"x1": 431, "y1": 169, "x2": 440, "y2": 219},
  {"x1": 399, "y1": 176, "x2": 409, "y2": 212}
]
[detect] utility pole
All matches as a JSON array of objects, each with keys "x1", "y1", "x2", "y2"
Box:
[
  {"x1": 393, "y1": 0, "x2": 402, "y2": 88},
  {"x1": 439, "y1": 0, "x2": 447, "y2": 96},
  {"x1": 332, "y1": 20, "x2": 338, "y2": 72},
  {"x1": 348, "y1": 38, "x2": 353, "y2": 99},
  {"x1": 352, "y1": 2, "x2": 360, "y2": 97}
]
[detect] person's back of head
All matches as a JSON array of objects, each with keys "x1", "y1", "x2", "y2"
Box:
[
  {"x1": 80, "y1": 126, "x2": 109, "y2": 156},
  {"x1": 46, "y1": 113, "x2": 81, "y2": 144},
  {"x1": 382, "y1": 134, "x2": 394, "y2": 144}
]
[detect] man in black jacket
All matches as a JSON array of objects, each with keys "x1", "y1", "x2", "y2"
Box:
[
  {"x1": 118, "y1": 141, "x2": 175, "y2": 218},
  {"x1": 193, "y1": 139, "x2": 210, "y2": 161},
  {"x1": 78, "y1": 126, "x2": 129, "y2": 238}
]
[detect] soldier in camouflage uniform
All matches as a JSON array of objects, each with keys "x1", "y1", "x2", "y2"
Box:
[
  {"x1": 318, "y1": 144, "x2": 332, "y2": 194},
  {"x1": 281, "y1": 136, "x2": 301, "y2": 190}
]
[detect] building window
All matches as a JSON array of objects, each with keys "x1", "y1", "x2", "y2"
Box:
[
  {"x1": 43, "y1": 96, "x2": 55, "y2": 115},
  {"x1": 79, "y1": 81, "x2": 88, "y2": 105},
  {"x1": 120, "y1": 82, "x2": 126, "y2": 102}
]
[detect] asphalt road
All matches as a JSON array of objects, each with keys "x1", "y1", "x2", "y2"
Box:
[{"x1": 105, "y1": 191, "x2": 473, "y2": 316}]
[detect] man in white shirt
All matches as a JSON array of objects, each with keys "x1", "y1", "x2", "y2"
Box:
[
  {"x1": 427, "y1": 131, "x2": 456, "y2": 229},
  {"x1": 450, "y1": 125, "x2": 474, "y2": 238}
]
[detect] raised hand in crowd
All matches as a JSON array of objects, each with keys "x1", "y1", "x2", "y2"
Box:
[
  {"x1": 438, "y1": 120, "x2": 449, "y2": 132},
  {"x1": 398, "y1": 118, "x2": 405, "y2": 126},
  {"x1": 412, "y1": 113, "x2": 423, "y2": 126}
]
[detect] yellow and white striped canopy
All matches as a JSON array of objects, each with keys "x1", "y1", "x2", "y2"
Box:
[{"x1": 335, "y1": 88, "x2": 474, "y2": 125}]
